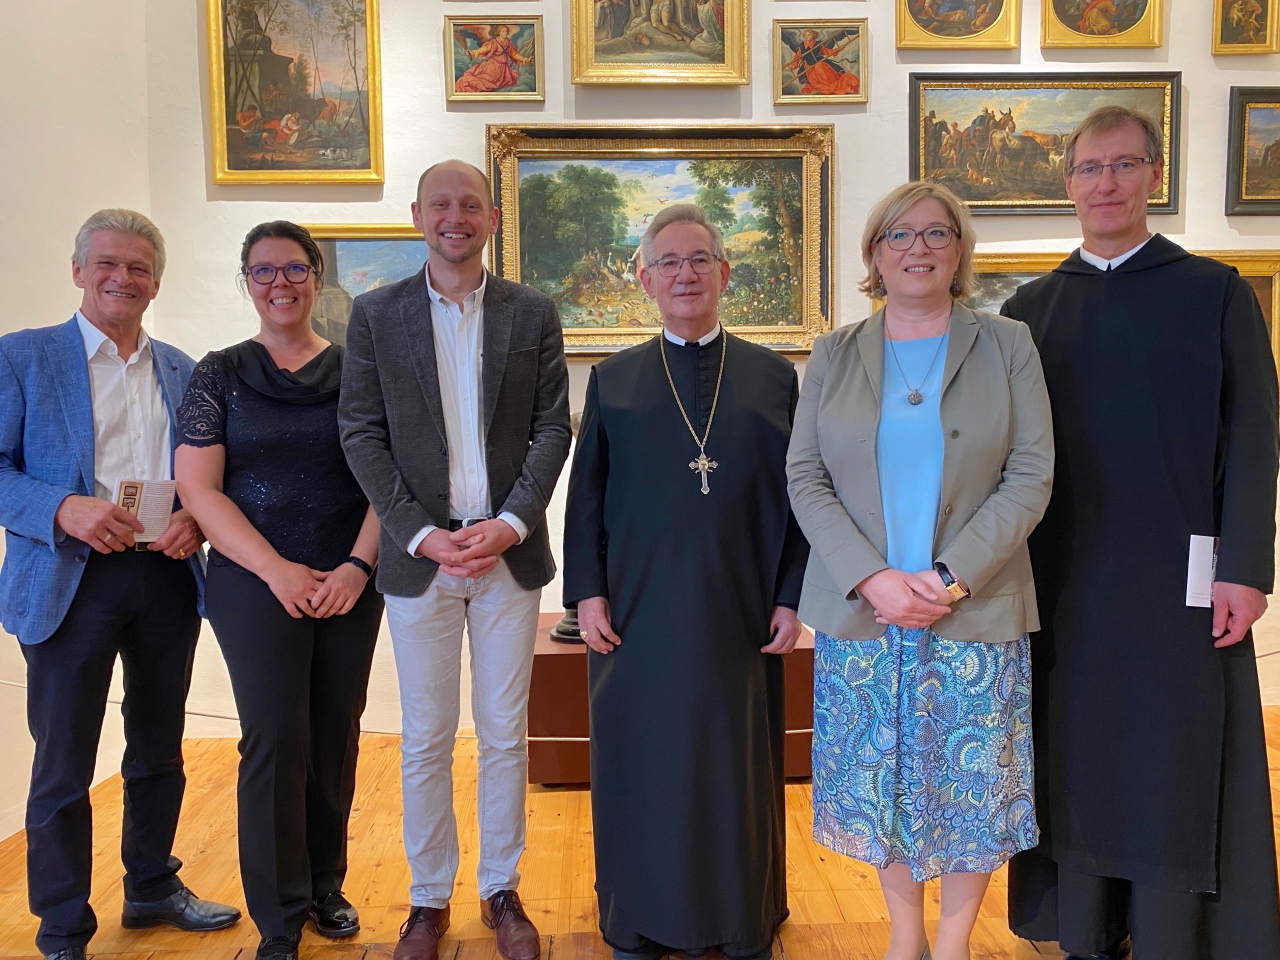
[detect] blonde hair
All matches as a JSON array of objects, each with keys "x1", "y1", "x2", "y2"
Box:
[
  {"x1": 858, "y1": 181, "x2": 976, "y2": 299},
  {"x1": 1062, "y1": 105, "x2": 1163, "y2": 179},
  {"x1": 73, "y1": 209, "x2": 167, "y2": 280}
]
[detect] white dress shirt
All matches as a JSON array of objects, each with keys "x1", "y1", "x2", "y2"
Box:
[
  {"x1": 1078, "y1": 236, "x2": 1151, "y2": 271},
  {"x1": 77, "y1": 311, "x2": 171, "y2": 501},
  {"x1": 405, "y1": 271, "x2": 528, "y2": 557}
]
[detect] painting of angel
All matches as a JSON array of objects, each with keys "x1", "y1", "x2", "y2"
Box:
[
  {"x1": 773, "y1": 20, "x2": 867, "y2": 104},
  {"x1": 444, "y1": 17, "x2": 543, "y2": 101}
]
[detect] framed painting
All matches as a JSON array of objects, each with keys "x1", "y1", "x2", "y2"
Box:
[
  {"x1": 486, "y1": 123, "x2": 834, "y2": 355},
  {"x1": 298, "y1": 225, "x2": 425, "y2": 344},
  {"x1": 773, "y1": 20, "x2": 868, "y2": 105},
  {"x1": 1042, "y1": 0, "x2": 1162, "y2": 47},
  {"x1": 1227, "y1": 88, "x2": 1280, "y2": 215},
  {"x1": 897, "y1": 0, "x2": 1018, "y2": 49},
  {"x1": 1213, "y1": 0, "x2": 1279, "y2": 53},
  {"x1": 206, "y1": 0, "x2": 383, "y2": 185},
  {"x1": 1203, "y1": 252, "x2": 1280, "y2": 366},
  {"x1": 444, "y1": 16, "x2": 544, "y2": 102},
  {"x1": 571, "y1": 0, "x2": 749, "y2": 85},
  {"x1": 910, "y1": 72, "x2": 1180, "y2": 215}
]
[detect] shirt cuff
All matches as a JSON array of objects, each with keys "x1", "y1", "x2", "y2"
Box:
[
  {"x1": 498, "y1": 512, "x2": 528, "y2": 544},
  {"x1": 407, "y1": 525, "x2": 437, "y2": 557}
]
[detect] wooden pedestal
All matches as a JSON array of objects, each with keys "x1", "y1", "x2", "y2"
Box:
[{"x1": 527, "y1": 612, "x2": 814, "y2": 785}]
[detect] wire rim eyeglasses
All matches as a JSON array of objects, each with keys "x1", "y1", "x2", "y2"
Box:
[
  {"x1": 246, "y1": 263, "x2": 315, "y2": 285},
  {"x1": 1068, "y1": 157, "x2": 1152, "y2": 182},
  {"x1": 881, "y1": 226, "x2": 956, "y2": 252},
  {"x1": 650, "y1": 254, "x2": 722, "y2": 278}
]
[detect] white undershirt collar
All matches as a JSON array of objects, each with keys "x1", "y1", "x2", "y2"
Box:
[
  {"x1": 663, "y1": 323, "x2": 722, "y2": 347},
  {"x1": 1078, "y1": 236, "x2": 1152, "y2": 271}
]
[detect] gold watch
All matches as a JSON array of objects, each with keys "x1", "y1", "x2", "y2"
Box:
[{"x1": 934, "y1": 561, "x2": 970, "y2": 602}]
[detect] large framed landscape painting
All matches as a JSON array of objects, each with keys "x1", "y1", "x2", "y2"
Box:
[
  {"x1": 897, "y1": 0, "x2": 1019, "y2": 49},
  {"x1": 486, "y1": 124, "x2": 834, "y2": 355},
  {"x1": 1041, "y1": 0, "x2": 1162, "y2": 47},
  {"x1": 299, "y1": 225, "x2": 425, "y2": 344},
  {"x1": 207, "y1": 0, "x2": 384, "y2": 184},
  {"x1": 910, "y1": 72, "x2": 1180, "y2": 215},
  {"x1": 773, "y1": 20, "x2": 868, "y2": 105},
  {"x1": 1227, "y1": 88, "x2": 1280, "y2": 215},
  {"x1": 571, "y1": 0, "x2": 749, "y2": 85},
  {"x1": 1213, "y1": 0, "x2": 1279, "y2": 53},
  {"x1": 444, "y1": 16, "x2": 544, "y2": 102}
]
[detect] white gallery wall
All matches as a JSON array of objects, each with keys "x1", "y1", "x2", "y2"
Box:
[{"x1": 0, "y1": 0, "x2": 1277, "y2": 762}]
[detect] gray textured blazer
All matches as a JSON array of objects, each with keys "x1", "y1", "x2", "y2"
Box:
[
  {"x1": 786, "y1": 302, "x2": 1054, "y2": 643},
  {"x1": 338, "y1": 267, "x2": 571, "y2": 597}
]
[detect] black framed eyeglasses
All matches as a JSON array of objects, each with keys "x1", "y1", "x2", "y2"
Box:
[
  {"x1": 246, "y1": 263, "x2": 314, "y2": 284},
  {"x1": 1067, "y1": 157, "x2": 1152, "y2": 182},
  {"x1": 651, "y1": 254, "x2": 721, "y2": 278},
  {"x1": 882, "y1": 226, "x2": 956, "y2": 251}
]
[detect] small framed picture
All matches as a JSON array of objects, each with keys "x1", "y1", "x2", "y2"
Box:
[
  {"x1": 1042, "y1": 0, "x2": 1162, "y2": 47},
  {"x1": 1213, "y1": 0, "x2": 1279, "y2": 53},
  {"x1": 897, "y1": 0, "x2": 1018, "y2": 49},
  {"x1": 444, "y1": 16, "x2": 544, "y2": 102},
  {"x1": 1226, "y1": 87, "x2": 1280, "y2": 215},
  {"x1": 773, "y1": 20, "x2": 867, "y2": 105}
]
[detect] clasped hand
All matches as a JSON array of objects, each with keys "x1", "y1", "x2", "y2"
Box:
[
  {"x1": 55, "y1": 496, "x2": 204, "y2": 559},
  {"x1": 857, "y1": 567, "x2": 954, "y2": 630},
  {"x1": 266, "y1": 559, "x2": 368, "y2": 619},
  {"x1": 414, "y1": 520, "x2": 519, "y2": 578}
]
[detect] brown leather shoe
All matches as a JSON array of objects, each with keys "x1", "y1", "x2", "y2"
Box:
[
  {"x1": 393, "y1": 905, "x2": 451, "y2": 960},
  {"x1": 481, "y1": 890, "x2": 540, "y2": 960}
]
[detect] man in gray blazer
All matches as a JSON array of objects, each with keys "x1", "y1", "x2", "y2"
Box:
[{"x1": 339, "y1": 161, "x2": 570, "y2": 960}]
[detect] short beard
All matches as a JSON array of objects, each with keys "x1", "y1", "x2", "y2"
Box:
[{"x1": 429, "y1": 238, "x2": 484, "y2": 265}]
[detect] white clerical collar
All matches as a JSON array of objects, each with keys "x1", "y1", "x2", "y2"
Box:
[
  {"x1": 663, "y1": 324, "x2": 722, "y2": 347},
  {"x1": 76, "y1": 310, "x2": 152, "y2": 362},
  {"x1": 425, "y1": 265, "x2": 487, "y2": 311},
  {"x1": 1078, "y1": 236, "x2": 1152, "y2": 271}
]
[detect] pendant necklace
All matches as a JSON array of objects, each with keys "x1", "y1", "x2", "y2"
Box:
[
  {"x1": 659, "y1": 331, "x2": 727, "y2": 495},
  {"x1": 885, "y1": 325, "x2": 946, "y2": 406}
]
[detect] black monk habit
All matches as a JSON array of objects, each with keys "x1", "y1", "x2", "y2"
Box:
[
  {"x1": 563, "y1": 330, "x2": 808, "y2": 953},
  {"x1": 1001, "y1": 235, "x2": 1280, "y2": 958}
]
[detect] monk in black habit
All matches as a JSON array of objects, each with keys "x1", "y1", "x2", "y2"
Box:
[
  {"x1": 1001, "y1": 106, "x2": 1280, "y2": 959},
  {"x1": 563, "y1": 204, "x2": 809, "y2": 960}
]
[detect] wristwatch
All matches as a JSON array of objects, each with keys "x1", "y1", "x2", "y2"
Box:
[
  {"x1": 344, "y1": 556, "x2": 375, "y2": 577},
  {"x1": 934, "y1": 561, "x2": 970, "y2": 602}
]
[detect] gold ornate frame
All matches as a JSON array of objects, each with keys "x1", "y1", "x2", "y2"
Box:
[
  {"x1": 773, "y1": 19, "x2": 868, "y2": 106},
  {"x1": 486, "y1": 123, "x2": 834, "y2": 356},
  {"x1": 207, "y1": 0, "x2": 384, "y2": 185},
  {"x1": 897, "y1": 0, "x2": 1018, "y2": 49},
  {"x1": 1212, "y1": 0, "x2": 1280, "y2": 53},
  {"x1": 302, "y1": 224, "x2": 421, "y2": 241},
  {"x1": 1042, "y1": 0, "x2": 1162, "y2": 47},
  {"x1": 571, "y1": 0, "x2": 749, "y2": 85},
  {"x1": 444, "y1": 16, "x2": 545, "y2": 102}
]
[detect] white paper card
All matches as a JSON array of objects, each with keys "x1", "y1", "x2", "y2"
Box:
[
  {"x1": 112, "y1": 479, "x2": 176, "y2": 543},
  {"x1": 1186, "y1": 535, "x2": 1218, "y2": 608}
]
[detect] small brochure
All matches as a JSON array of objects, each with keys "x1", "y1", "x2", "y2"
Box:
[
  {"x1": 112, "y1": 479, "x2": 176, "y2": 544},
  {"x1": 1186, "y1": 534, "x2": 1218, "y2": 608}
]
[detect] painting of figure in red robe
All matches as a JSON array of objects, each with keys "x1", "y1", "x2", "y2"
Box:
[
  {"x1": 773, "y1": 21, "x2": 867, "y2": 105},
  {"x1": 445, "y1": 18, "x2": 544, "y2": 102}
]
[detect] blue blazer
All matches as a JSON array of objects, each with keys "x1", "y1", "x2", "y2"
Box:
[{"x1": 0, "y1": 316, "x2": 204, "y2": 644}]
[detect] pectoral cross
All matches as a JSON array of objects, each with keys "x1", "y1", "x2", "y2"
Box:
[{"x1": 689, "y1": 446, "x2": 718, "y2": 495}]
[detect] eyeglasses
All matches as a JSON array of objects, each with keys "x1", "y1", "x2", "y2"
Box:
[
  {"x1": 246, "y1": 263, "x2": 314, "y2": 284},
  {"x1": 881, "y1": 225, "x2": 956, "y2": 251},
  {"x1": 650, "y1": 254, "x2": 721, "y2": 278},
  {"x1": 1068, "y1": 157, "x2": 1152, "y2": 182}
]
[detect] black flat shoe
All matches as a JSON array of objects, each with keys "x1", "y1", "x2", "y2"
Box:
[
  {"x1": 121, "y1": 886, "x2": 242, "y2": 931},
  {"x1": 44, "y1": 949, "x2": 87, "y2": 960},
  {"x1": 310, "y1": 891, "x2": 360, "y2": 938},
  {"x1": 256, "y1": 932, "x2": 302, "y2": 960}
]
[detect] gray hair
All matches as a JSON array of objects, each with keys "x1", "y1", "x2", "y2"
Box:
[
  {"x1": 638, "y1": 204, "x2": 728, "y2": 267},
  {"x1": 859, "y1": 181, "x2": 977, "y2": 299},
  {"x1": 73, "y1": 209, "x2": 167, "y2": 280},
  {"x1": 1063, "y1": 105, "x2": 1164, "y2": 180}
]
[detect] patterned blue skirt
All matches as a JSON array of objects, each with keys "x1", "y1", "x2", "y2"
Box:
[{"x1": 811, "y1": 626, "x2": 1038, "y2": 881}]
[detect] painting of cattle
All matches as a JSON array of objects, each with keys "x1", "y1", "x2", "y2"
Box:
[{"x1": 910, "y1": 72, "x2": 1180, "y2": 215}]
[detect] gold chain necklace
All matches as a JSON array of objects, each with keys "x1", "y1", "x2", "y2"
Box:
[{"x1": 659, "y1": 330, "x2": 727, "y2": 495}]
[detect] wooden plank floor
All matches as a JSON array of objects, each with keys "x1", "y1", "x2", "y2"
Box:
[{"x1": 4, "y1": 710, "x2": 1280, "y2": 960}]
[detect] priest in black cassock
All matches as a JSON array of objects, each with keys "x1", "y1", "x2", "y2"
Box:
[
  {"x1": 563, "y1": 204, "x2": 809, "y2": 960},
  {"x1": 1002, "y1": 106, "x2": 1280, "y2": 960}
]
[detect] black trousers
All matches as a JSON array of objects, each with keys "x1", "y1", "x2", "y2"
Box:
[
  {"x1": 23, "y1": 549, "x2": 200, "y2": 955},
  {"x1": 206, "y1": 559, "x2": 383, "y2": 938}
]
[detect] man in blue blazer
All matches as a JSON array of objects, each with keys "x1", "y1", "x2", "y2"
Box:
[{"x1": 0, "y1": 210, "x2": 240, "y2": 960}]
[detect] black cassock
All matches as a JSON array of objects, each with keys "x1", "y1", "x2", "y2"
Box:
[
  {"x1": 563, "y1": 331, "x2": 808, "y2": 952},
  {"x1": 1001, "y1": 236, "x2": 1280, "y2": 958}
]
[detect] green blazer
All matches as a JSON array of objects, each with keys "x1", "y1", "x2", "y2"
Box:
[{"x1": 786, "y1": 302, "x2": 1054, "y2": 643}]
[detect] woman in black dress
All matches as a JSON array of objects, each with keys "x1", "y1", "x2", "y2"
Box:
[{"x1": 174, "y1": 222, "x2": 382, "y2": 960}]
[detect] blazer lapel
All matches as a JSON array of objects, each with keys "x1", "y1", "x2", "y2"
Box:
[
  {"x1": 150, "y1": 342, "x2": 187, "y2": 454},
  {"x1": 481, "y1": 273, "x2": 513, "y2": 434},
  {"x1": 939, "y1": 301, "x2": 980, "y2": 398},
  {"x1": 47, "y1": 318, "x2": 95, "y2": 494},
  {"x1": 396, "y1": 268, "x2": 447, "y2": 442},
  {"x1": 855, "y1": 309, "x2": 886, "y2": 404}
]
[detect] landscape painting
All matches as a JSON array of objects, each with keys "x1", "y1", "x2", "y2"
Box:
[
  {"x1": 487, "y1": 124, "x2": 833, "y2": 354},
  {"x1": 911, "y1": 73, "x2": 1180, "y2": 214},
  {"x1": 898, "y1": 0, "x2": 1018, "y2": 49},
  {"x1": 773, "y1": 20, "x2": 867, "y2": 105},
  {"x1": 207, "y1": 0, "x2": 383, "y2": 184},
  {"x1": 1043, "y1": 0, "x2": 1161, "y2": 46},
  {"x1": 571, "y1": 0, "x2": 749, "y2": 84},
  {"x1": 1227, "y1": 89, "x2": 1280, "y2": 214},
  {"x1": 1213, "y1": 0, "x2": 1279, "y2": 53},
  {"x1": 445, "y1": 17, "x2": 543, "y2": 102},
  {"x1": 301, "y1": 227, "x2": 425, "y2": 344}
]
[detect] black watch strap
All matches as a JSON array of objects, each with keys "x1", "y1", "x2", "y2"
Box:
[
  {"x1": 934, "y1": 561, "x2": 970, "y2": 600},
  {"x1": 344, "y1": 556, "x2": 374, "y2": 577}
]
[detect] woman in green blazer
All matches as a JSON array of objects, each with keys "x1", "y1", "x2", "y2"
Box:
[{"x1": 786, "y1": 182, "x2": 1054, "y2": 960}]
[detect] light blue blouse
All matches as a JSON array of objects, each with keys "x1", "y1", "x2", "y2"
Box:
[{"x1": 877, "y1": 334, "x2": 948, "y2": 574}]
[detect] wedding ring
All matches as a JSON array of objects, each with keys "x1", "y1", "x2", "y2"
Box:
[
  {"x1": 178, "y1": 549, "x2": 187, "y2": 558},
  {"x1": 103, "y1": 533, "x2": 114, "y2": 543},
  {"x1": 579, "y1": 630, "x2": 589, "y2": 640}
]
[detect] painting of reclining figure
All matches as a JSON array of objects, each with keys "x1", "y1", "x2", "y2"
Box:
[{"x1": 572, "y1": 0, "x2": 748, "y2": 84}]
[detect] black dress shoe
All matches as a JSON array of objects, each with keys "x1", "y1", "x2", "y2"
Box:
[
  {"x1": 121, "y1": 885, "x2": 242, "y2": 931},
  {"x1": 257, "y1": 932, "x2": 303, "y2": 960},
  {"x1": 310, "y1": 890, "x2": 360, "y2": 938},
  {"x1": 44, "y1": 949, "x2": 87, "y2": 960}
]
